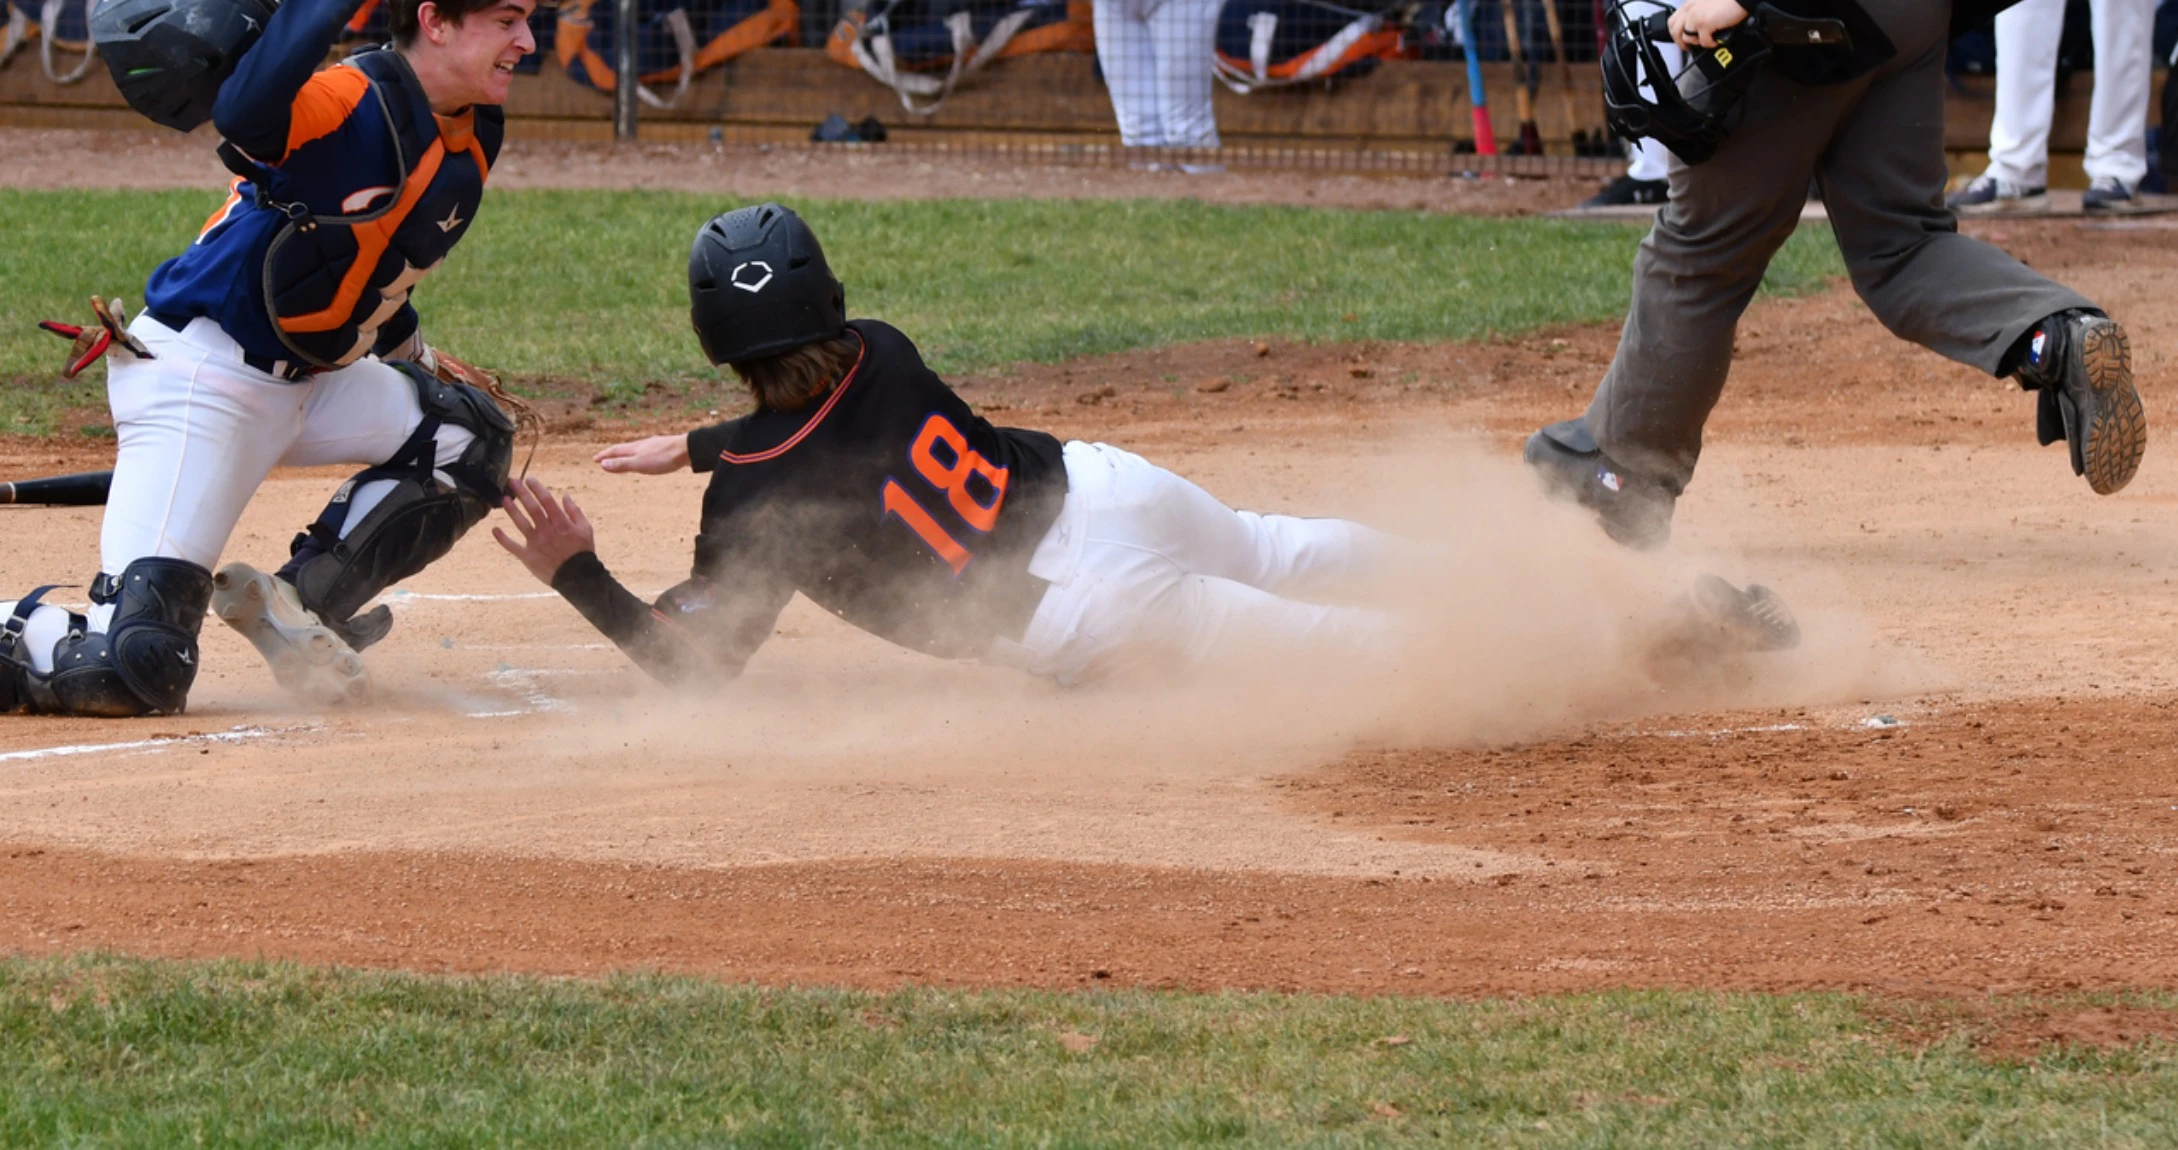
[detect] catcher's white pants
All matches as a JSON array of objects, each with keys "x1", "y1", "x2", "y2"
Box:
[
  {"x1": 1, "y1": 314, "x2": 472, "y2": 674},
  {"x1": 1094, "y1": 0, "x2": 1221, "y2": 149},
  {"x1": 987, "y1": 441, "x2": 1395, "y2": 684},
  {"x1": 1987, "y1": 0, "x2": 2152, "y2": 188}
]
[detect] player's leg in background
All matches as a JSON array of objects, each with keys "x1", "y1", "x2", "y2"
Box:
[
  {"x1": 1145, "y1": 0, "x2": 1220, "y2": 152},
  {"x1": 1982, "y1": 0, "x2": 2062, "y2": 193},
  {"x1": 2080, "y1": 0, "x2": 2152, "y2": 200},
  {"x1": 1094, "y1": 0, "x2": 1168, "y2": 148},
  {"x1": 1583, "y1": 0, "x2": 1680, "y2": 207}
]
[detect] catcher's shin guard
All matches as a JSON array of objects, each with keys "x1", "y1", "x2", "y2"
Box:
[
  {"x1": 280, "y1": 363, "x2": 515, "y2": 643},
  {"x1": 0, "y1": 559, "x2": 214, "y2": 717}
]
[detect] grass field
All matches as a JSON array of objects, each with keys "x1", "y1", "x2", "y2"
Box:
[
  {"x1": 0, "y1": 189, "x2": 1845, "y2": 432},
  {"x1": 6, "y1": 956, "x2": 2178, "y2": 1147}
]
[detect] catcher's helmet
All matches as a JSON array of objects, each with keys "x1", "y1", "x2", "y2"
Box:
[
  {"x1": 689, "y1": 203, "x2": 847, "y2": 365},
  {"x1": 1600, "y1": 0, "x2": 1850, "y2": 166},
  {"x1": 91, "y1": 0, "x2": 278, "y2": 132}
]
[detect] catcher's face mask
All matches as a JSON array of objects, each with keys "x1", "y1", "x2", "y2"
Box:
[{"x1": 1600, "y1": 0, "x2": 1852, "y2": 166}]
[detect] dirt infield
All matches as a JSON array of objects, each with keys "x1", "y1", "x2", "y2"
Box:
[{"x1": 5, "y1": 135, "x2": 2178, "y2": 997}]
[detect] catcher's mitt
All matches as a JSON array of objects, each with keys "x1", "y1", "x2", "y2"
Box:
[{"x1": 423, "y1": 345, "x2": 543, "y2": 479}]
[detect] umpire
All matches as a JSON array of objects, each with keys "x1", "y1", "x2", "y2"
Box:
[{"x1": 1527, "y1": 0, "x2": 2147, "y2": 549}]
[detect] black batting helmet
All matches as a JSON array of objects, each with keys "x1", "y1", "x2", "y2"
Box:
[
  {"x1": 91, "y1": 0, "x2": 278, "y2": 133},
  {"x1": 688, "y1": 203, "x2": 847, "y2": 365},
  {"x1": 1600, "y1": 0, "x2": 1849, "y2": 166}
]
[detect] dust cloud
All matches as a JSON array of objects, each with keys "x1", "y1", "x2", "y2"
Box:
[{"x1": 537, "y1": 437, "x2": 1933, "y2": 790}]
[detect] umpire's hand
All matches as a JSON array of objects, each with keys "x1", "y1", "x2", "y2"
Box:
[{"x1": 494, "y1": 476, "x2": 598, "y2": 585}]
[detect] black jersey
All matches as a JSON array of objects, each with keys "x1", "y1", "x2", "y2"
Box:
[{"x1": 554, "y1": 320, "x2": 1068, "y2": 684}]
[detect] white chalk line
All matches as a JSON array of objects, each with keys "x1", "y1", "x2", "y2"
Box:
[
  {"x1": 0, "y1": 723, "x2": 317, "y2": 764},
  {"x1": 383, "y1": 590, "x2": 560, "y2": 603},
  {"x1": 464, "y1": 667, "x2": 584, "y2": 719}
]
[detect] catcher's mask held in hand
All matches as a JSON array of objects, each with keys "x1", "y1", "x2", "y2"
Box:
[
  {"x1": 1600, "y1": 0, "x2": 1852, "y2": 165},
  {"x1": 90, "y1": 0, "x2": 280, "y2": 132},
  {"x1": 688, "y1": 202, "x2": 847, "y2": 365}
]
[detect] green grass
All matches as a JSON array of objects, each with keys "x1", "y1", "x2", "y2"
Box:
[
  {"x1": 5, "y1": 956, "x2": 2178, "y2": 1147},
  {"x1": 0, "y1": 189, "x2": 1846, "y2": 432}
]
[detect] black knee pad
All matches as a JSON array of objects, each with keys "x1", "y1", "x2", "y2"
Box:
[
  {"x1": 401, "y1": 361, "x2": 516, "y2": 503},
  {"x1": 28, "y1": 558, "x2": 213, "y2": 717},
  {"x1": 286, "y1": 364, "x2": 515, "y2": 625}
]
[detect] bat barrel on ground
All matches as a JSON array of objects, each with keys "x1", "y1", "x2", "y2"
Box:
[{"x1": 0, "y1": 470, "x2": 114, "y2": 506}]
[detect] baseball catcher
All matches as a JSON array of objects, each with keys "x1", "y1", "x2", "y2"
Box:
[
  {"x1": 1525, "y1": 0, "x2": 2145, "y2": 550},
  {"x1": 0, "y1": 0, "x2": 531, "y2": 716}
]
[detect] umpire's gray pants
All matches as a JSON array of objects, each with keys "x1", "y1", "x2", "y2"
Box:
[{"x1": 1583, "y1": 0, "x2": 2094, "y2": 489}]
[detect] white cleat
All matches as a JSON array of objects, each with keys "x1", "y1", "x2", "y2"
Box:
[{"x1": 211, "y1": 562, "x2": 371, "y2": 706}]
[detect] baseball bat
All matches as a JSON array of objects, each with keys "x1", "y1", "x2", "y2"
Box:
[
  {"x1": 1455, "y1": 0, "x2": 1498, "y2": 155},
  {"x1": 0, "y1": 470, "x2": 113, "y2": 506},
  {"x1": 1500, "y1": 0, "x2": 1542, "y2": 155},
  {"x1": 1538, "y1": 0, "x2": 1582, "y2": 150}
]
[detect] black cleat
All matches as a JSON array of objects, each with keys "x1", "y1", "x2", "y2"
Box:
[
  {"x1": 2014, "y1": 311, "x2": 2147, "y2": 495},
  {"x1": 1688, "y1": 574, "x2": 1800, "y2": 652},
  {"x1": 1523, "y1": 419, "x2": 1678, "y2": 549},
  {"x1": 327, "y1": 603, "x2": 394, "y2": 652},
  {"x1": 1580, "y1": 175, "x2": 1668, "y2": 208}
]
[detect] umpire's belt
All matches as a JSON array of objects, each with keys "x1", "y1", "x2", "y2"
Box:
[{"x1": 145, "y1": 309, "x2": 326, "y2": 383}]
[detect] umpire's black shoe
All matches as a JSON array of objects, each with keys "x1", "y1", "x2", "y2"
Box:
[
  {"x1": 1523, "y1": 419, "x2": 1679, "y2": 550},
  {"x1": 2013, "y1": 310, "x2": 2147, "y2": 495},
  {"x1": 1580, "y1": 175, "x2": 1668, "y2": 208}
]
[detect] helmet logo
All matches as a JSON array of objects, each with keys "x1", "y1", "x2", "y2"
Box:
[{"x1": 729, "y1": 261, "x2": 774, "y2": 293}]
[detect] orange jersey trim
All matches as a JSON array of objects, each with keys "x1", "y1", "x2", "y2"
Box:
[
  {"x1": 283, "y1": 66, "x2": 372, "y2": 162},
  {"x1": 195, "y1": 180, "x2": 246, "y2": 241},
  {"x1": 278, "y1": 139, "x2": 448, "y2": 333},
  {"x1": 718, "y1": 339, "x2": 868, "y2": 466}
]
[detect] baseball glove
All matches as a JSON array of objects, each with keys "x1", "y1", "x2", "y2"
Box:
[{"x1": 422, "y1": 345, "x2": 543, "y2": 480}]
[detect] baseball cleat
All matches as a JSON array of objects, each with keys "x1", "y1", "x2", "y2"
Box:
[
  {"x1": 2017, "y1": 311, "x2": 2146, "y2": 495},
  {"x1": 211, "y1": 562, "x2": 370, "y2": 706},
  {"x1": 1523, "y1": 419, "x2": 1679, "y2": 550}
]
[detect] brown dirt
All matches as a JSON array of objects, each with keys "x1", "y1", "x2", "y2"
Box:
[{"x1": 6, "y1": 130, "x2": 2178, "y2": 1006}]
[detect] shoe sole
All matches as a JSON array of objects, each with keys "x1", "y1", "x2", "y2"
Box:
[
  {"x1": 211, "y1": 564, "x2": 371, "y2": 706},
  {"x1": 2076, "y1": 320, "x2": 2147, "y2": 495},
  {"x1": 1954, "y1": 194, "x2": 2051, "y2": 216}
]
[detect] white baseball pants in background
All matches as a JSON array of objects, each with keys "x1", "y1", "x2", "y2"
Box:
[
  {"x1": 988, "y1": 441, "x2": 1396, "y2": 684},
  {"x1": 1094, "y1": 0, "x2": 1222, "y2": 149},
  {"x1": 1625, "y1": 0, "x2": 1684, "y2": 182},
  {"x1": 1988, "y1": 0, "x2": 2152, "y2": 188}
]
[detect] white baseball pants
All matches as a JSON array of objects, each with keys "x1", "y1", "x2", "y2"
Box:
[
  {"x1": 1094, "y1": 0, "x2": 1222, "y2": 149},
  {"x1": 1625, "y1": 0, "x2": 1684, "y2": 183},
  {"x1": 986, "y1": 441, "x2": 1396, "y2": 684},
  {"x1": 1, "y1": 314, "x2": 472, "y2": 674},
  {"x1": 1987, "y1": 0, "x2": 2153, "y2": 188}
]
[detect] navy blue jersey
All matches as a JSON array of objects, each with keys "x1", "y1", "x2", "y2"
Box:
[{"x1": 144, "y1": 0, "x2": 500, "y2": 366}]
